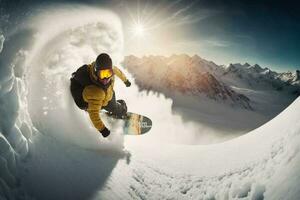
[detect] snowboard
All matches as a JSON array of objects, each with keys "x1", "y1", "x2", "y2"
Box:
[{"x1": 101, "y1": 111, "x2": 152, "y2": 135}]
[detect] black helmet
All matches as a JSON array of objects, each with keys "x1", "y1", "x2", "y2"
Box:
[
  {"x1": 95, "y1": 53, "x2": 112, "y2": 72},
  {"x1": 94, "y1": 53, "x2": 113, "y2": 86}
]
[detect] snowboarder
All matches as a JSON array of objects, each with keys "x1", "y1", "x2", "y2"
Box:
[{"x1": 70, "y1": 53, "x2": 131, "y2": 137}]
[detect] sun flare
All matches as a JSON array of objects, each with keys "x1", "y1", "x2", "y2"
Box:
[{"x1": 132, "y1": 23, "x2": 146, "y2": 37}]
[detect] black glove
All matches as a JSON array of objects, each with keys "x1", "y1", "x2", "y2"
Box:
[
  {"x1": 124, "y1": 80, "x2": 131, "y2": 87},
  {"x1": 100, "y1": 127, "x2": 110, "y2": 137}
]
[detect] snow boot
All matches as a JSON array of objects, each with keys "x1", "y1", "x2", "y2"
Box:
[{"x1": 116, "y1": 99, "x2": 127, "y2": 119}]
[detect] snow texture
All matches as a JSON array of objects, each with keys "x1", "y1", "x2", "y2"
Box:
[
  {"x1": 0, "y1": 33, "x2": 32, "y2": 199},
  {"x1": 0, "y1": 4, "x2": 299, "y2": 200}
]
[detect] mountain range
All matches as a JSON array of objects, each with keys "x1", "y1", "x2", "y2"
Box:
[{"x1": 123, "y1": 54, "x2": 300, "y2": 111}]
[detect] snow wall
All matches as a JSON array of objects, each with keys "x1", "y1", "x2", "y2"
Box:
[
  {"x1": 0, "y1": 4, "x2": 299, "y2": 200},
  {"x1": 0, "y1": 5, "x2": 127, "y2": 198}
]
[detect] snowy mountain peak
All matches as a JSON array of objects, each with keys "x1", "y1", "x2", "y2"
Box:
[
  {"x1": 226, "y1": 63, "x2": 265, "y2": 73},
  {"x1": 249, "y1": 64, "x2": 264, "y2": 72},
  {"x1": 192, "y1": 54, "x2": 202, "y2": 60},
  {"x1": 244, "y1": 62, "x2": 251, "y2": 67},
  {"x1": 294, "y1": 70, "x2": 300, "y2": 82},
  {"x1": 226, "y1": 63, "x2": 242, "y2": 72},
  {"x1": 170, "y1": 53, "x2": 189, "y2": 59}
]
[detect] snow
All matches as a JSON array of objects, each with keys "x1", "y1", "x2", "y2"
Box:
[
  {"x1": 0, "y1": 34, "x2": 33, "y2": 199},
  {"x1": 97, "y1": 98, "x2": 300, "y2": 199},
  {"x1": 0, "y1": 4, "x2": 300, "y2": 200}
]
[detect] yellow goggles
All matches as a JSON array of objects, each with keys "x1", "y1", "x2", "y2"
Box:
[{"x1": 99, "y1": 69, "x2": 113, "y2": 79}]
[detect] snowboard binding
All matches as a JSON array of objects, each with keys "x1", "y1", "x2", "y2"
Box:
[{"x1": 106, "y1": 99, "x2": 128, "y2": 119}]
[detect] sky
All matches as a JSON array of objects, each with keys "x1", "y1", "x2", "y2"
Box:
[
  {"x1": 1, "y1": 0, "x2": 300, "y2": 71},
  {"x1": 115, "y1": 0, "x2": 300, "y2": 71}
]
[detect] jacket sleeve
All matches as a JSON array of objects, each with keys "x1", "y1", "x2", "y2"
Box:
[
  {"x1": 113, "y1": 66, "x2": 128, "y2": 83},
  {"x1": 82, "y1": 85, "x2": 106, "y2": 131}
]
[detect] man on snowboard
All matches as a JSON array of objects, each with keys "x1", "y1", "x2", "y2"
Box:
[{"x1": 70, "y1": 53, "x2": 131, "y2": 137}]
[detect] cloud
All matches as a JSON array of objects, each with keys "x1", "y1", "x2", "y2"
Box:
[
  {"x1": 170, "y1": 38, "x2": 232, "y2": 50},
  {"x1": 205, "y1": 39, "x2": 232, "y2": 47},
  {"x1": 172, "y1": 8, "x2": 220, "y2": 26},
  {"x1": 149, "y1": 1, "x2": 219, "y2": 29}
]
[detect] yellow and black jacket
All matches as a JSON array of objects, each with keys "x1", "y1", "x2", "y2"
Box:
[{"x1": 70, "y1": 62, "x2": 128, "y2": 130}]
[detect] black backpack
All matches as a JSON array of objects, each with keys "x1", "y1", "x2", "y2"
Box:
[{"x1": 70, "y1": 65, "x2": 93, "y2": 110}]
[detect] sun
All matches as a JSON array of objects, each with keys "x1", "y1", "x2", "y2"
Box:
[
  {"x1": 134, "y1": 23, "x2": 145, "y2": 36},
  {"x1": 131, "y1": 22, "x2": 146, "y2": 37}
]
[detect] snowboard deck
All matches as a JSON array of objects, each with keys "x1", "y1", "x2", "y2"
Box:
[{"x1": 101, "y1": 111, "x2": 152, "y2": 135}]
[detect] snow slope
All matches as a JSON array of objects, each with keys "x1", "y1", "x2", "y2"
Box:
[
  {"x1": 99, "y1": 97, "x2": 300, "y2": 199},
  {"x1": 0, "y1": 4, "x2": 300, "y2": 200}
]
